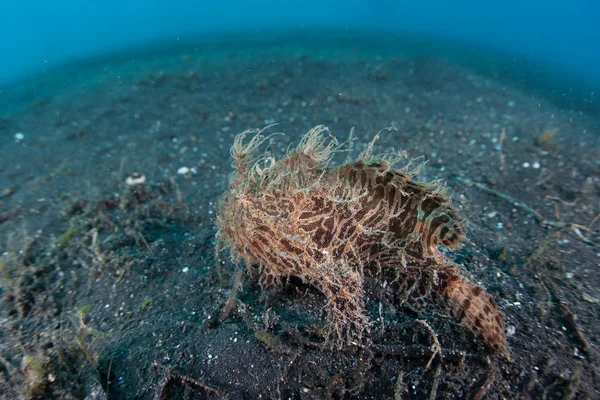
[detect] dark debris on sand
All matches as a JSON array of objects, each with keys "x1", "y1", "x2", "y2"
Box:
[{"x1": 0, "y1": 36, "x2": 599, "y2": 399}]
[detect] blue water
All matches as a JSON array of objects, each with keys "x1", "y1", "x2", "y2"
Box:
[{"x1": 1, "y1": 0, "x2": 599, "y2": 85}]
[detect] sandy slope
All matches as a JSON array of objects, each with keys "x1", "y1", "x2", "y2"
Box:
[{"x1": 0, "y1": 35, "x2": 599, "y2": 399}]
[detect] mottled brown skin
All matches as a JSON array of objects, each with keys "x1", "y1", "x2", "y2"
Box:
[{"x1": 217, "y1": 126, "x2": 507, "y2": 353}]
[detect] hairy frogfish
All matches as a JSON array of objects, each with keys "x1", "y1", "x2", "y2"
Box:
[{"x1": 216, "y1": 126, "x2": 507, "y2": 354}]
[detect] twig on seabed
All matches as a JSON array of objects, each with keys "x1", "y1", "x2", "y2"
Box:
[
  {"x1": 454, "y1": 176, "x2": 545, "y2": 221},
  {"x1": 150, "y1": 362, "x2": 224, "y2": 399},
  {"x1": 471, "y1": 370, "x2": 495, "y2": 400},
  {"x1": 454, "y1": 176, "x2": 599, "y2": 248},
  {"x1": 497, "y1": 127, "x2": 506, "y2": 170},
  {"x1": 394, "y1": 369, "x2": 404, "y2": 400},
  {"x1": 556, "y1": 299, "x2": 591, "y2": 354},
  {"x1": 416, "y1": 319, "x2": 442, "y2": 370},
  {"x1": 428, "y1": 363, "x2": 443, "y2": 400}
]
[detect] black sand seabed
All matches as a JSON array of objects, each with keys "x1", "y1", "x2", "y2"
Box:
[{"x1": 0, "y1": 32, "x2": 599, "y2": 399}]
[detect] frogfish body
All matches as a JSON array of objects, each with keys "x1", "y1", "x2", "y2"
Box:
[{"x1": 216, "y1": 126, "x2": 507, "y2": 354}]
